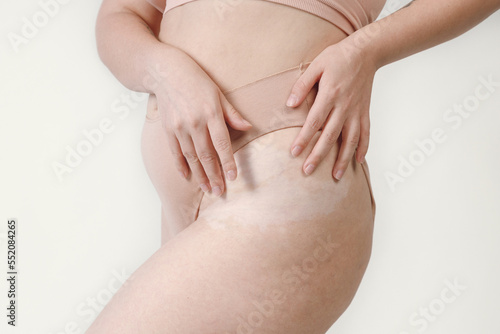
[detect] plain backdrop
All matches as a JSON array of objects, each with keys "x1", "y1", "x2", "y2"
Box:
[{"x1": 1, "y1": 0, "x2": 499, "y2": 333}]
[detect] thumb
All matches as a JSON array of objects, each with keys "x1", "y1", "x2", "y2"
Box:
[
  {"x1": 286, "y1": 63, "x2": 321, "y2": 107},
  {"x1": 220, "y1": 93, "x2": 253, "y2": 131}
]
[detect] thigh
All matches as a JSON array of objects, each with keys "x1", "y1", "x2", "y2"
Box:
[
  {"x1": 87, "y1": 127, "x2": 374, "y2": 334},
  {"x1": 141, "y1": 95, "x2": 203, "y2": 244}
]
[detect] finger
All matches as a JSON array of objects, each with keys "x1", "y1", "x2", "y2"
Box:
[
  {"x1": 286, "y1": 62, "x2": 322, "y2": 108},
  {"x1": 207, "y1": 111, "x2": 238, "y2": 182},
  {"x1": 220, "y1": 92, "x2": 252, "y2": 131},
  {"x1": 162, "y1": 114, "x2": 192, "y2": 179},
  {"x1": 176, "y1": 130, "x2": 211, "y2": 194},
  {"x1": 165, "y1": 130, "x2": 190, "y2": 179},
  {"x1": 302, "y1": 108, "x2": 344, "y2": 175},
  {"x1": 290, "y1": 87, "x2": 336, "y2": 158},
  {"x1": 332, "y1": 121, "x2": 360, "y2": 180},
  {"x1": 356, "y1": 115, "x2": 370, "y2": 164},
  {"x1": 190, "y1": 125, "x2": 225, "y2": 197}
]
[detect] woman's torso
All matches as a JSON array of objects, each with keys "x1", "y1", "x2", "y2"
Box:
[{"x1": 159, "y1": 0, "x2": 369, "y2": 92}]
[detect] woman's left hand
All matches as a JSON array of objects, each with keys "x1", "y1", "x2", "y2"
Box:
[{"x1": 286, "y1": 40, "x2": 377, "y2": 180}]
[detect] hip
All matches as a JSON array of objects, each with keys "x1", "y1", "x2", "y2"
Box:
[{"x1": 141, "y1": 61, "x2": 376, "y2": 228}]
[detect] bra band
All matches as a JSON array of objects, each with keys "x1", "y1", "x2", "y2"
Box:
[{"x1": 161, "y1": 0, "x2": 386, "y2": 35}]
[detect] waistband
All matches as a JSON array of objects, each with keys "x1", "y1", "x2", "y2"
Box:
[
  {"x1": 222, "y1": 63, "x2": 377, "y2": 217},
  {"x1": 223, "y1": 61, "x2": 317, "y2": 153}
]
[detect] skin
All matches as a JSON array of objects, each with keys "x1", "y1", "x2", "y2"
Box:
[
  {"x1": 149, "y1": 0, "x2": 352, "y2": 196},
  {"x1": 96, "y1": 0, "x2": 500, "y2": 197},
  {"x1": 89, "y1": 124, "x2": 376, "y2": 333},
  {"x1": 91, "y1": 0, "x2": 500, "y2": 332}
]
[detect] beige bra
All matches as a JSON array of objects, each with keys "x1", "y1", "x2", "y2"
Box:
[{"x1": 148, "y1": 0, "x2": 386, "y2": 35}]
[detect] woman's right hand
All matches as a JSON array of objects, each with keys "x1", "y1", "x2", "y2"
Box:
[{"x1": 147, "y1": 47, "x2": 252, "y2": 197}]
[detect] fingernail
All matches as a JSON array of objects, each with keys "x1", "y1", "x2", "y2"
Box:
[
  {"x1": 226, "y1": 169, "x2": 236, "y2": 181},
  {"x1": 291, "y1": 145, "x2": 302, "y2": 157},
  {"x1": 241, "y1": 118, "x2": 252, "y2": 126},
  {"x1": 286, "y1": 94, "x2": 298, "y2": 107},
  {"x1": 200, "y1": 183, "x2": 210, "y2": 193},
  {"x1": 304, "y1": 164, "x2": 315, "y2": 175},
  {"x1": 179, "y1": 170, "x2": 186, "y2": 179},
  {"x1": 335, "y1": 170, "x2": 344, "y2": 180},
  {"x1": 212, "y1": 186, "x2": 222, "y2": 197}
]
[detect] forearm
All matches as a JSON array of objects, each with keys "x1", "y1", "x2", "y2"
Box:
[
  {"x1": 350, "y1": 0, "x2": 500, "y2": 69},
  {"x1": 95, "y1": 4, "x2": 177, "y2": 93}
]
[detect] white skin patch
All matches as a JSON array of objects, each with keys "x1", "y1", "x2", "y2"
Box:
[{"x1": 199, "y1": 128, "x2": 351, "y2": 233}]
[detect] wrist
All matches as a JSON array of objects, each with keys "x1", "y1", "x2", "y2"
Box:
[
  {"x1": 340, "y1": 19, "x2": 391, "y2": 72},
  {"x1": 336, "y1": 31, "x2": 380, "y2": 75},
  {"x1": 140, "y1": 42, "x2": 173, "y2": 94}
]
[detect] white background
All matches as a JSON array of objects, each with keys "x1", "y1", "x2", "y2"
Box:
[{"x1": 1, "y1": 0, "x2": 499, "y2": 333}]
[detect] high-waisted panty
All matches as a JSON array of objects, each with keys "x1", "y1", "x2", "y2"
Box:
[{"x1": 141, "y1": 62, "x2": 376, "y2": 243}]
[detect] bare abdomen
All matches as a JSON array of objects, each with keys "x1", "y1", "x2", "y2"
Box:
[{"x1": 159, "y1": 0, "x2": 348, "y2": 92}]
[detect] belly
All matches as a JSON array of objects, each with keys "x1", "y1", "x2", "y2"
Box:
[{"x1": 159, "y1": 0, "x2": 348, "y2": 92}]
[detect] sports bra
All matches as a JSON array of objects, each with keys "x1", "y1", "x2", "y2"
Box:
[{"x1": 148, "y1": 0, "x2": 386, "y2": 36}]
